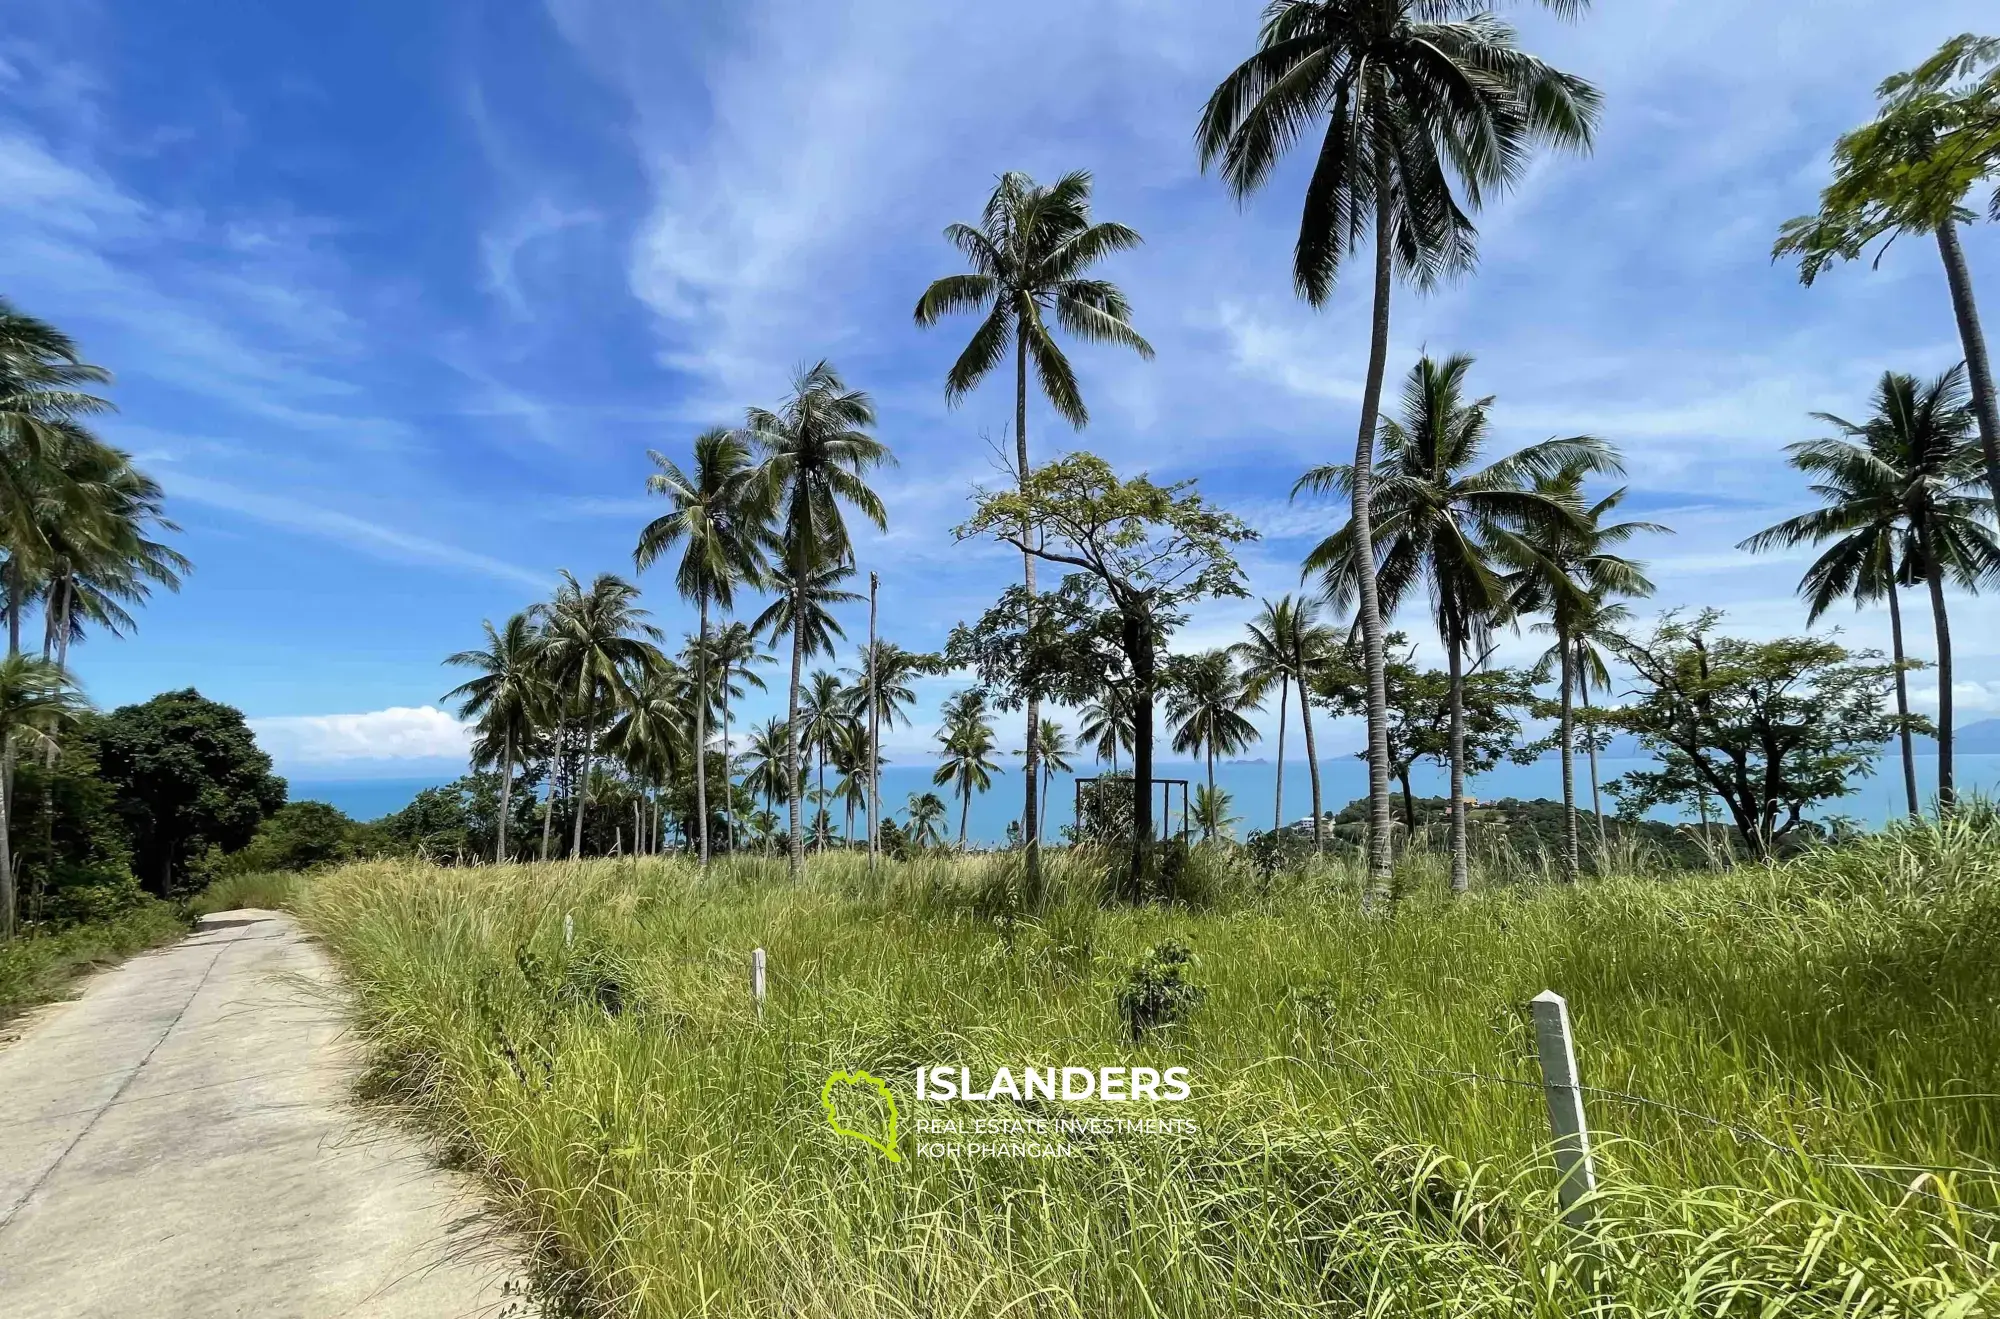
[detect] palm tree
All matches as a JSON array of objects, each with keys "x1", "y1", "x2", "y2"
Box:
[
  {"x1": 711, "y1": 620, "x2": 772, "y2": 852},
  {"x1": 841, "y1": 639, "x2": 937, "y2": 847},
  {"x1": 534, "y1": 571, "x2": 663, "y2": 859},
  {"x1": 1031, "y1": 718, "x2": 1073, "y2": 837},
  {"x1": 1568, "y1": 595, "x2": 1631, "y2": 847},
  {"x1": 0, "y1": 654, "x2": 86, "y2": 938},
  {"x1": 1303, "y1": 354, "x2": 1611, "y2": 893},
  {"x1": 746, "y1": 362, "x2": 891, "y2": 877},
  {"x1": 915, "y1": 169, "x2": 1153, "y2": 879},
  {"x1": 741, "y1": 717, "x2": 795, "y2": 837},
  {"x1": 1192, "y1": 784, "x2": 1240, "y2": 841},
  {"x1": 1201, "y1": 0, "x2": 1601, "y2": 895},
  {"x1": 603, "y1": 657, "x2": 690, "y2": 852},
  {"x1": 933, "y1": 688, "x2": 999, "y2": 848},
  {"x1": 904, "y1": 791, "x2": 948, "y2": 851},
  {"x1": 31, "y1": 438, "x2": 188, "y2": 668},
  {"x1": 829, "y1": 718, "x2": 872, "y2": 843},
  {"x1": 1079, "y1": 687, "x2": 1135, "y2": 774},
  {"x1": 1166, "y1": 650, "x2": 1263, "y2": 841},
  {"x1": 634, "y1": 427, "x2": 769, "y2": 868},
  {"x1": 0, "y1": 302, "x2": 115, "y2": 658},
  {"x1": 1505, "y1": 470, "x2": 1663, "y2": 879},
  {"x1": 444, "y1": 612, "x2": 545, "y2": 863},
  {"x1": 799, "y1": 670, "x2": 849, "y2": 850},
  {"x1": 1741, "y1": 366, "x2": 2000, "y2": 812},
  {"x1": 1233, "y1": 595, "x2": 1339, "y2": 842}
]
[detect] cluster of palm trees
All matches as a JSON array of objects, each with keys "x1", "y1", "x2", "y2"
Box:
[{"x1": 0, "y1": 300, "x2": 188, "y2": 938}]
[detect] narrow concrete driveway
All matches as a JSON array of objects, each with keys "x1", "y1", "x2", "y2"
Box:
[{"x1": 0, "y1": 910, "x2": 527, "y2": 1318}]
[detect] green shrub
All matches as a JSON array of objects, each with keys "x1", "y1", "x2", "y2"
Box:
[{"x1": 0, "y1": 900, "x2": 188, "y2": 1023}]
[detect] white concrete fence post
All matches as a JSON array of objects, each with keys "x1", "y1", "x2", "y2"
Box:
[
  {"x1": 751, "y1": 947, "x2": 767, "y2": 1019},
  {"x1": 1530, "y1": 989, "x2": 1597, "y2": 1229}
]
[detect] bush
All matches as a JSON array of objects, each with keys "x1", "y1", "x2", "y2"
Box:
[
  {"x1": 1115, "y1": 939, "x2": 1206, "y2": 1040},
  {"x1": 0, "y1": 900, "x2": 189, "y2": 1023}
]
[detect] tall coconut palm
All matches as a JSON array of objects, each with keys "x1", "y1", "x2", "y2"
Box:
[
  {"x1": 444, "y1": 612, "x2": 545, "y2": 863},
  {"x1": 741, "y1": 716, "x2": 795, "y2": 831},
  {"x1": 1079, "y1": 687, "x2": 1135, "y2": 774},
  {"x1": 0, "y1": 302, "x2": 115, "y2": 658},
  {"x1": 534, "y1": 571, "x2": 664, "y2": 859},
  {"x1": 1505, "y1": 470, "x2": 1662, "y2": 879},
  {"x1": 1166, "y1": 650, "x2": 1264, "y2": 841},
  {"x1": 0, "y1": 654, "x2": 86, "y2": 938},
  {"x1": 1030, "y1": 718, "x2": 1073, "y2": 837},
  {"x1": 915, "y1": 169, "x2": 1154, "y2": 880},
  {"x1": 603, "y1": 657, "x2": 691, "y2": 853},
  {"x1": 1741, "y1": 366, "x2": 2000, "y2": 812},
  {"x1": 31, "y1": 436, "x2": 188, "y2": 667},
  {"x1": 745, "y1": 362, "x2": 892, "y2": 878},
  {"x1": 1202, "y1": 0, "x2": 1601, "y2": 897},
  {"x1": 841, "y1": 639, "x2": 937, "y2": 844},
  {"x1": 799, "y1": 670, "x2": 849, "y2": 850},
  {"x1": 1568, "y1": 595, "x2": 1631, "y2": 848},
  {"x1": 1233, "y1": 595, "x2": 1339, "y2": 841},
  {"x1": 933, "y1": 688, "x2": 999, "y2": 848},
  {"x1": 712, "y1": 620, "x2": 772, "y2": 851},
  {"x1": 1303, "y1": 354, "x2": 1610, "y2": 893},
  {"x1": 634, "y1": 427, "x2": 770, "y2": 868}
]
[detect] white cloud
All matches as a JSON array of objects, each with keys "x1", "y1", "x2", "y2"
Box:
[{"x1": 250, "y1": 706, "x2": 473, "y2": 764}]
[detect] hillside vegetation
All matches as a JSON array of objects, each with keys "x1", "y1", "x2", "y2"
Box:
[{"x1": 301, "y1": 816, "x2": 2000, "y2": 1317}]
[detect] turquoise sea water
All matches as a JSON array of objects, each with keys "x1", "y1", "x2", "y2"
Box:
[{"x1": 292, "y1": 753, "x2": 2000, "y2": 844}]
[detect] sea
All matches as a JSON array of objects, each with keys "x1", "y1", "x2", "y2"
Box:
[{"x1": 291, "y1": 753, "x2": 2000, "y2": 846}]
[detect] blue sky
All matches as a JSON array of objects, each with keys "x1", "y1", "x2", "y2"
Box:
[{"x1": 4, "y1": 0, "x2": 1998, "y2": 782}]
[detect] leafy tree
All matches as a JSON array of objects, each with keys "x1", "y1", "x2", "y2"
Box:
[
  {"x1": 1741, "y1": 368, "x2": 1999, "y2": 811},
  {"x1": 1233, "y1": 595, "x2": 1337, "y2": 843},
  {"x1": 1506, "y1": 468, "x2": 1664, "y2": 878},
  {"x1": 916, "y1": 170, "x2": 1154, "y2": 880},
  {"x1": 1165, "y1": 649, "x2": 1262, "y2": 840},
  {"x1": 933, "y1": 688, "x2": 998, "y2": 848},
  {"x1": 0, "y1": 657, "x2": 89, "y2": 934},
  {"x1": 745, "y1": 362, "x2": 892, "y2": 878},
  {"x1": 635, "y1": 427, "x2": 770, "y2": 867},
  {"x1": 1775, "y1": 35, "x2": 2000, "y2": 515},
  {"x1": 1605, "y1": 612, "x2": 1906, "y2": 859},
  {"x1": 1200, "y1": 0, "x2": 1600, "y2": 893},
  {"x1": 1302, "y1": 354, "x2": 1608, "y2": 894},
  {"x1": 89, "y1": 688, "x2": 286, "y2": 899},
  {"x1": 11, "y1": 733, "x2": 141, "y2": 927},
  {"x1": 443, "y1": 611, "x2": 544, "y2": 863},
  {"x1": 956, "y1": 453, "x2": 1255, "y2": 885},
  {"x1": 227, "y1": 800, "x2": 364, "y2": 873}
]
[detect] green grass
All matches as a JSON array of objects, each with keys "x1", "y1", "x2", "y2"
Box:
[
  {"x1": 302, "y1": 817, "x2": 2000, "y2": 1317},
  {"x1": 0, "y1": 899, "x2": 190, "y2": 1025},
  {"x1": 189, "y1": 868, "x2": 306, "y2": 916}
]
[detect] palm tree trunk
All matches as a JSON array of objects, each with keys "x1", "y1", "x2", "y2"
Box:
[
  {"x1": 1886, "y1": 582, "x2": 1920, "y2": 818},
  {"x1": 1204, "y1": 744, "x2": 1216, "y2": 841},
  {"x1": 1580, "y1": 666, "x2": 1607, "y2": 853},
  {"x1": 816, "y1": 746, "x2": 827, "y2": 851},
  {"x1": 787, "y1": 594, "x2": 805, "y2": 879},
  {"x1": 1298, "y1": 676, "x2": 1324, "y2": 848},
  {"x1": 1354, "y1": 160, "x2": 1397, "y2": 907},
  {"x1": 1273, "y1": 678, "x2": 1288, "y2": 832},
  {"x1": 538, "y1": 750, "x2": 557, "y2": 861},
  {"x1": 496, "y1": 730, "x2": 514, "y2": 864},
  {"x1": 570, "y1": 713, "x2": 597, "y2": 860},
  {"x1": 868, "y1": 573, "x2": 879, "y2": 872},
  {"x1": 1925, "y1": 557, "x2": 1955, "y2": 812},
  {"x1": 958, "y1": 784, "x2": 970, "y2": 848},
  {"x1": 1015, "y1": 331, "x2": 1042, "y2": 885},
  {"x1": 1447, "y1": 628, "x2": 1470, "y2": 895},
  {"x1": 1936, "y1": 221, "x2": 2000, "y2": 519},
  {"x1": 0, "y1": 734, "x2": 14, "y2": 941},
  {"x1": 1558, "y1": 629, "x2": 1578, "y2": 882},
  {"x1": 5, "y1": 558, "x2": 21, "y2": 658},
  {"x1": 695, "y1": 601, "x2": 709, "y2": 867}
]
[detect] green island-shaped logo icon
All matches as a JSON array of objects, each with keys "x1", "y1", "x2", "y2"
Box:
[{"x1": 821, "y1": 1069, "x2": 901, "y2": 1162}]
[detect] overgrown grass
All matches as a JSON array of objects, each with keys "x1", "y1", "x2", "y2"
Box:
[
  {"x1": 189, "y1": 868, "x2": 306, "y2": 916},
  {"x1": 0, "y1": 899, "x2": 190, "y2": 1025},
  {"x1": 303, "y1": 817, "x2": 2000, "y2": 1317}
]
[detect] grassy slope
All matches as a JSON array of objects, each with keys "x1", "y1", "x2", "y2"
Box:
[
  {"x1": 0, "y1": 899, "x2": 189, "y2": 1026},
  {"x1": 304, "y1": 820, "x2": 2000, "y2": 1317}
]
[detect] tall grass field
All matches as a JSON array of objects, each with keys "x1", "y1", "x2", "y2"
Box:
[{"x1": 299, "y1": 817, "x2": 2000, "y2": 1317}]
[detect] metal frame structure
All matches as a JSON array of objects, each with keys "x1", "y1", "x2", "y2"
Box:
[{"x1": 1073, "y1": 777, "x2": 1193, "y2": 847}]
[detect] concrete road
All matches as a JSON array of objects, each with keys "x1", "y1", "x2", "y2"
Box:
[{"x1": 0, "y1": 910, "x2": 529, "y2": 1318}]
